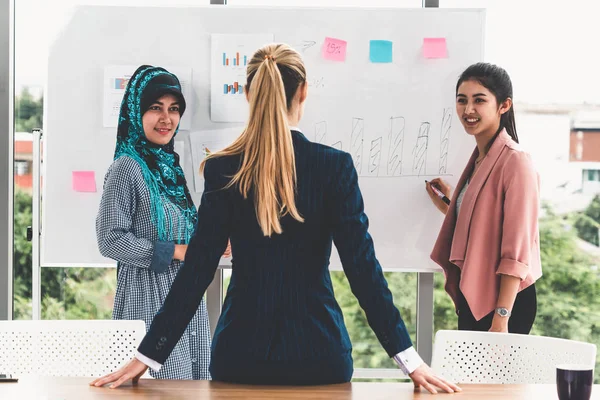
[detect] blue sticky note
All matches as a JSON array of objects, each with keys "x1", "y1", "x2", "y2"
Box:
[{"x1": 369, "y1": 40, "x2": 393, "y2": 63}]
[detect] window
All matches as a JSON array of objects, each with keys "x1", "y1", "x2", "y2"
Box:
[
  {"x1": 585, "y1": 169, "x2": 600, "y2": 182},
  {"x1": 442, "y1": 0, "x2": 600, "y2": 384},
  {"x1": 14, "y1": 160, "x2": 28, "y2": 176},
  {"x1": 14, "y1": 0, "x2": 600, "y2": 384},
  {"x1": 13, "y1": 0, "x2": 216, "y2": 320}
]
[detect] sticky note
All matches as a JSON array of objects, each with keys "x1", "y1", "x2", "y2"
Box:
[
  {"x1": 369, "y1": 40, "x2": 393, "y2": 63},
  {"x1": 322, "y1": 37, "x2": 347, "y2": 62},
  {"x1": 423, "y1": 38, "x2": 448, "y2": 59},
  {"x1": 72, "y1": 171, "x2": 96, "y2": 193}
]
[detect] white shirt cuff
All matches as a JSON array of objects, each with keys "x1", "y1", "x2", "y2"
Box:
[
  {"x1": 392, "y1": 346, "x2": 424, "y2": 375},
  {"x1": 136, "y1": 351, "x2": 163, "y2": 372}
]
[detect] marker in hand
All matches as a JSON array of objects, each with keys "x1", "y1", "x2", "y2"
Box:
[{"x1": 425, "y1": 180, "x2": 450, "y2": 205}]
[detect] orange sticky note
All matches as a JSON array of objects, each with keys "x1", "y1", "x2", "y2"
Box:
[
  {"x1": 423, "y1": 38, "x2": 448, "y2": 59},
  {"x1": 72, "y1": 171, "x2": 96, "y2": 193},
  {"x1": 322, "y1": 37, "x2": 347, "y2": 62}
]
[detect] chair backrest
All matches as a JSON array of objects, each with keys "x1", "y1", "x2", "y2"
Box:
[
  {"x1": 0, "y1": 320, "x2": 152, "y2": 378},
  {"x1": 431, "y1": 330, "x2": 596, "y2": 384}
]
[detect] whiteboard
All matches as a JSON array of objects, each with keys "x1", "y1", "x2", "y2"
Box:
[{"x1": 42, "y1": 5, "x2": 484, "y2": 270}]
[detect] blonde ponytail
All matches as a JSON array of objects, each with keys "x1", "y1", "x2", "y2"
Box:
[{"x1": 201, "y1": 44, "x2": 306, "y2": 237}]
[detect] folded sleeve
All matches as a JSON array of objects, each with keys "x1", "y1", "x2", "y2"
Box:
[{"x1": 497, "y1": 151, "x2": 540, "y2": 280}]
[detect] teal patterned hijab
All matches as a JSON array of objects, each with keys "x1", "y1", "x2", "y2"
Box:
[{"x1": 114, "y1": 65, "x2": 197, "y2": 243}]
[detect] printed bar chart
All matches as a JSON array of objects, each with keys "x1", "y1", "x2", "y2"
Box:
[
  {"x1": 222, "y1": 52, "x2": 248, "y2": 67},
  {"x1": 114, "y1": 78, "x2": 129, "y2": 90},
  {"x1": 223, "y1": 81, "x2": 245, "y2": 95}
]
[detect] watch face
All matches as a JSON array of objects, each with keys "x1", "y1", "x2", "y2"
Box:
[{"x1": 497, "y1": 308, "x2": 509, "y2": 317}]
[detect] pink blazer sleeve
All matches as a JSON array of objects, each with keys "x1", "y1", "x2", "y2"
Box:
[{"x1": 496, "y1": 151, "x2": 540, "y2": 280}]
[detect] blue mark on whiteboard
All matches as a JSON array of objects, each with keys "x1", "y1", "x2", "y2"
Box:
[{"x1": 369, "y1": 40, "x2": 393, "y2": 63}]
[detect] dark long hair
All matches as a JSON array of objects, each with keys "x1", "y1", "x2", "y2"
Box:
[{"x1": 456, "y1": 62, "x2": 518, "y2": 144}]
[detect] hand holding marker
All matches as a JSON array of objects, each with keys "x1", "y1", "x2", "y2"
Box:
[{"x1": 425, "y1": 180, "x2": 450, "y2": 205}]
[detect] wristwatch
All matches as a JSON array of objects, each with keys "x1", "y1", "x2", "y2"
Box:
[{"x1": 495, "y1": 307, "x2": 511, "y2": 317}]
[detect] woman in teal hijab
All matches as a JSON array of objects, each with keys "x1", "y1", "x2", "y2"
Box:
[{"x1": 96, "y1": 65, "x2": 226, "y2": 380}]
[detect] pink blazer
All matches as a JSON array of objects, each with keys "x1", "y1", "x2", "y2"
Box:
[{"x1": 431, "y1": 129, "x2": 542, "y2": 321}]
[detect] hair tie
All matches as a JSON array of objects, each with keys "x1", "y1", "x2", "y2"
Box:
[{"x1": 264, "y1": 54, "x2": 276, "y2": 62}]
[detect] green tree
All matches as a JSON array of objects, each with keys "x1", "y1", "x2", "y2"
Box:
[
  {"x1": 326, "y1": 201, "x2": 600, "y2": 382},
  {"x1": 13, "y1": 186, "x2": 600, "y2": 382},
  {"x1": 330, "y1": 271, "x2": 417, "y2": 369},
  {"x1": 574, "y1": 195, "x2": 600, "y2": 246},
  {"x1": 15, "y1": 87, "x2": 43, "y2": 133},
  {"x1": 13, "y1": 189, "x2": 115, "y2": 320},
  {"x1": 13, "y1": 190, "x2": 33, "y2": 318}
]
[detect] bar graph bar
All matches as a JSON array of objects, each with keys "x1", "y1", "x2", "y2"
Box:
[
  {"x1": 114, "y1": 78, "x2": 129, "y2": 90},
  {"x1": 222, "y1": 52, "x2": 248, "y2": 67},
  {"x1": 223, "y1": 82, "x2": 245, "y2": 95}
]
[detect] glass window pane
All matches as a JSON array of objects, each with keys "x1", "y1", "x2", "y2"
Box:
[
  {"x1": 330, "y1": 271, "x2": 417, "y2": 370},
  {"x1": 433, "y1": 272, "x2": 457, "y2": 333},
  {"x1": 14, "y1": 0, "x2": 214, "y2": 320},
  {"x1": 441, "y1": 2, "x2": 600, "y2": 384},
  {"x1": 39, "y1": 268, "x2": 116, "y2": 320}
]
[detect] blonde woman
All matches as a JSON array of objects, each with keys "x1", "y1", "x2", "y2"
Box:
[{"x1": 92, "y1": 44, "x2": 458, "y2": 394}]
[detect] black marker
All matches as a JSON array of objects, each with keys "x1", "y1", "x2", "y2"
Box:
[{"x1": 425, "y1": 180, "x2": 450, "y2": 205}]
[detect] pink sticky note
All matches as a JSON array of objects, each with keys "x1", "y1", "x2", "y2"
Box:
[
  {"x1": 423, "y1": 38, "x2": 448, "y2": 59},
  {"x1": 322, "y1": 37, "x2": 347, "y2": 62},
  {"x1": 72, "y1": 171, "x2": 96, "y2": 193}
]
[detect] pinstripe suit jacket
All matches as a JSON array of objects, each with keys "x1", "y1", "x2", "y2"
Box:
[{"x1": 138, "y1": 130, "x2": 413, "y2": 383}]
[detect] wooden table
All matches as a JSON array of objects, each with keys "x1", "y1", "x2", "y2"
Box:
[{"x1": 0, "y1": 377, "x2": 597, "y2": 399}]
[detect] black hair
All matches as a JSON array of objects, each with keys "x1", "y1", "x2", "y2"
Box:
[{"x1": 456, "y1": 62, "x2": 518, "y2": 144}]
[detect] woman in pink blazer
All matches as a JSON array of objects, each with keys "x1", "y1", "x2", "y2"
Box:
[{"x1": 426, "y1": 63, "x2": 542, "y2": 334}]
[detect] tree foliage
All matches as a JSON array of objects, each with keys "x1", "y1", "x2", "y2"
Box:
[
  {"x1": 15, "y1": 188, "x2": 600, "y2": 381},
  {"x1": 573, "y1": 195, "x2": 600, "y2": 246},
  {"x1": 13, "y1": 190, "x2": 115, "y2": 320},
  {"x1": 15, "y1": 87, "x2": 43, "y2": 133}
]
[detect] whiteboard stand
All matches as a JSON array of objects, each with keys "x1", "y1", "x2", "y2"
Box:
[
  {"x1": 32, "y1": 128, "x2": 42, "y2": 320},
  {"x1": 421, "y1": 0, "x2": 439, "y2": 367},
  {"x1": 206, "y1": 269, "x2": 223, "y2": 337},
  {"x1": 416, "y1": 272, "x2": 434, "y2": 365}
]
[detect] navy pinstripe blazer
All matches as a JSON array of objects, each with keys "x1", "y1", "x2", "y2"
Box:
[{"x1": 138, "y1": 130, "x2": 413, "y2": 380}]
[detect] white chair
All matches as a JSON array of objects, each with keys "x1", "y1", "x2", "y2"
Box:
[
  {"x1": 431, "y1": 330, "x2": 596, "y2": 384},
  {"x1": 0, "y1": 319, "x2": 152, "y2": 378}
]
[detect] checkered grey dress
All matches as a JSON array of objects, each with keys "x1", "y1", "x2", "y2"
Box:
[{"x1": 96, "y1": 156, "x2": 211, "y2": 380}]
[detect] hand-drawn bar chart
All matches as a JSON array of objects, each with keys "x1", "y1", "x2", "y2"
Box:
[
  {"x1": 439, "y1": 108, "x2": 452, "y2": 174},
  {"x1": 315, "y1": 121, "x2": 327, "y2": 144},
  {"x1": 351, "y1": 117, "x2": 365, "y2": 174},
  {"x1": 412, "y1": 122, "x2": 430, "y2": 176},
  {"x1": 368, "y1": 137, "x2": 383, "y2": 176},
  {"x1": 387, "y1": 116, "x2": 405, "y2": 176},
  {"x1": 309, "y1": 112, "x2": 452, "y2": 178},
  {"x1": 332, "y1": 112, "x2": 453, "y2": 178}
]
